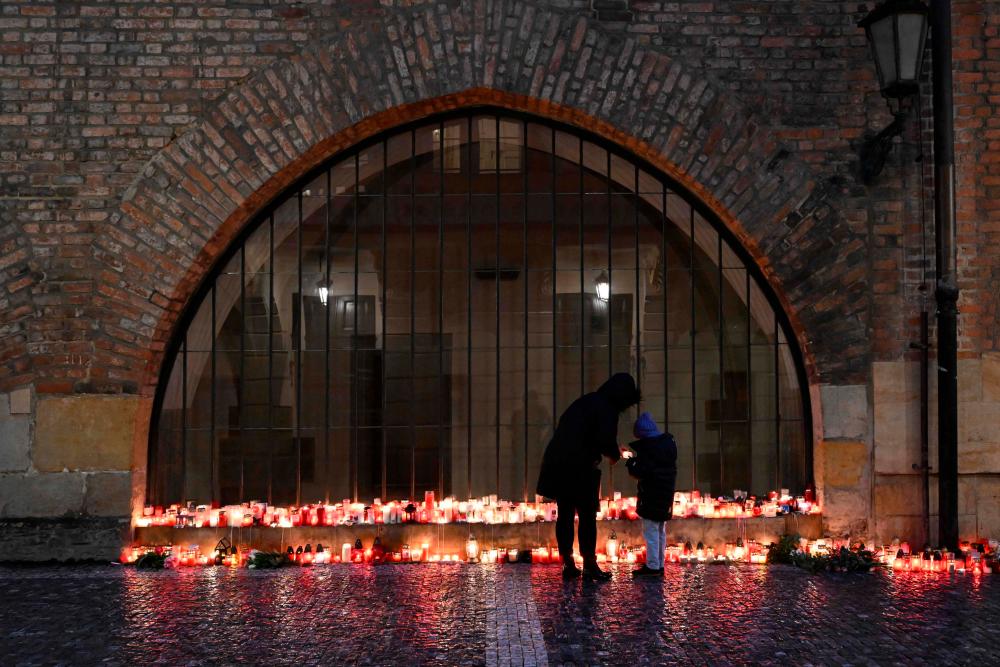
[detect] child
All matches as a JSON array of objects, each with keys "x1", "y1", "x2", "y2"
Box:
[{"x1": 625, "y1": 412, "x2": 677, "y2": 577}]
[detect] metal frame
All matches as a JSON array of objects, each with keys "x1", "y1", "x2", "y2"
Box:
[{"x1": 147, "y1": 107, "x2": 813, "y2": 506}]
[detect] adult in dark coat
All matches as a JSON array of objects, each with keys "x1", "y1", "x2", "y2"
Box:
[{"x1": 536, "y1": 372, "x2": 640, "y2": 580}]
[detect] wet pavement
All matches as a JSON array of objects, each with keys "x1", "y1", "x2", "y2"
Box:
[{"x1": 1, "y1": 563, "x2": 998, "y2": 666}]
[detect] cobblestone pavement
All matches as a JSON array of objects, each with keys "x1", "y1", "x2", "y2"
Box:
[{"x1": 1, "y1": 563, "x2": 998, "y2": 666}]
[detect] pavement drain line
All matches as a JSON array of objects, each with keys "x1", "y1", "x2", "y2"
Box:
[{"x1": 486, "y1": 569, "x2": 549, "y2": 667}]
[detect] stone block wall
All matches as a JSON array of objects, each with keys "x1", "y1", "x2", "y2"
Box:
[
  {"x1": 0, "y1": 389, "x2": 139, "y2": 560},
  {"x1": 0, "y1": 0, "x2": 997, "y2": 558}
]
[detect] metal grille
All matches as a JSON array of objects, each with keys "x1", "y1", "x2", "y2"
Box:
[{"x1": 149, "y1": 110, "x2": 811, "y2": 507}]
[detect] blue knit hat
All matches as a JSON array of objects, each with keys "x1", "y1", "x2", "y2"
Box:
[{"x1": 633, "y1": 412, "x2": 662, "y2": 439}]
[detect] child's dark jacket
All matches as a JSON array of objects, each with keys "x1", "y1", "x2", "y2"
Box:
[{"x1": 626, "y1": 433, "x2": 678, "y2": 522}]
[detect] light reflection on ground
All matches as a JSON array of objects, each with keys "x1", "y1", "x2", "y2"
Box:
[{"x1": 1, "y1": 564, "x2": 998, "y2": 665}]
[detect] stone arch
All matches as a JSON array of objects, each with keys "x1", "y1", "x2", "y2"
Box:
[{"x1": 95, "y1": 0, "x2": 866, "y2": 423}]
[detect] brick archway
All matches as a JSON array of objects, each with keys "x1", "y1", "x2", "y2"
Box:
[{"x1": 97, "y1": 1, "x2": 866, "y2": 433}]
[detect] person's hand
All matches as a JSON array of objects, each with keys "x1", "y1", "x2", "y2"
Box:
[{"x1": 620, "y1": 448, "x2": 634, "y2": 460}]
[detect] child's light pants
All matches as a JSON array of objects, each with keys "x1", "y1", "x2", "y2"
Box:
[{"x1": 642, "y1": 518, "x2": 666, "y2": 570}]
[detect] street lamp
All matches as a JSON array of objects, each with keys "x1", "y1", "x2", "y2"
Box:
[
  {"x1": 857, "y1": 0, "x2": 929, "y2": 184},
  {"x1": 858, "y1": 0, "x2": 960, "y2": 552}
]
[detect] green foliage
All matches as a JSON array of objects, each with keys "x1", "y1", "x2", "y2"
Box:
[
  {"x1": 766, "y1": 535, "x2": 879, "y2": 574},
  {"x1": 765, "y1": 534, "x2": 801, "y2": 566},
  {"x1": 135, "y1": 552, "x2": 167, "y2": 569},
  {"x1": 247, "y1": 551, "x2": 289, "y2": 569},
  {"x1": 824, "y1": 545, "x2": 879, "y2": 573}
]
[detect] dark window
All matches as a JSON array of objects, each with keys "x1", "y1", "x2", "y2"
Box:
[{"x1": 149, "y1": 111, "x2": 811, "y2": 506}]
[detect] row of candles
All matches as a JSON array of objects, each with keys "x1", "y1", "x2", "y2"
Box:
[
  {"x1": 121, "y1": 534, "x2": 997, "y2": 574},
  {"x1": 871, "y1": 539, "x2": 997, "y2": 574},
  {"x1": 134, "y1": 489, "x2": 818, "y2": 529}
]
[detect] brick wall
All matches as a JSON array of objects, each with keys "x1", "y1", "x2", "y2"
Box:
[
  {"x1": 0, "y1": 0, "x2": 882, "y2": 396},
  {"x1": 12, "y1": 0, "x2": 992, "y2": 392}
]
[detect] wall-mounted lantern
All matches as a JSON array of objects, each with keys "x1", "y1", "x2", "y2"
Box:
[{"x1": 858, "y1": 0, "x2": 929, "y2": 184}]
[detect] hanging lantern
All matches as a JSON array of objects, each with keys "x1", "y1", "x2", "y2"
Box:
[
  {"x1": 466, "y1": 534, "x2": 479, "y2": 563},
  {"x1": 316, "y1": 277, "x2": 330, "y2": 306},
  {"x1": 859, "y1": 0, "x2": 928, "y2": 100},
  {"x1": 594, "y1": 270, "x2": 610, "y2": 302}
]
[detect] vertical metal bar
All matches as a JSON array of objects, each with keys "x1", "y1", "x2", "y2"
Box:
[
  {"x1": 352, "y1": 155, "x2": 359, "y2": 502},
  {"x1": 774, "y1": 315, "x2": 780, "y2": 493},
  {"x1": 210, "y1": 286, "x2": 216, "y2": 499},
  {"x1": 522, "y1": 119, "x2": 529, "y2": 501},
  {"x1": 296, "y1": 194, "x2": 303, "y2": 506},
  {"x1": 239, "y1": 243, "x2": 246, "y2": 502},
  {"x1": 717, "y1": 233, "x2": 724, "y2": 494},
  {"x1": 634, "y1": 166, "x2": 640, "y2": 402},
  {"x1": 495, "y1": 115, "x2": 501, "y2": 497},
  {"x1": 689, "y1": 207, "x2": 696, "y2": 490},
  {"x1": 324, "y1": 169, "x2": 332, "y2": 503},
  {"x1": 381, "y1": 141, "x2": 388, "y2": 501},
  {"x1": 438, "y1": 121, "x2": 446, "y2": 500},
  {"x1": 467, "y1": 116, "x2": 473, "y2": 499},
  {"x1": 180, "y1": 339, "x2": 186, "y2": 502},
  {"x1": 410, "y1": 129, "x2": 416, "y2": 501},
  {"x1": 578, "y1": 137, "x2": 585, "y2": 397},
  {"x1": 606, "y1": 149, "x2": 613, "y2": 496},
  {"x1": 633, "y1": 166, "x2": 641, "y2": 500},
  {"x1": 268, "y1": 215, "x2": 275, "y2": 505},
  {"x1": 745, "y1": 270, "x2": 752, "y2": 495},
  {"x1": 551, "y1": 127, "x2": 557, "y2": 441},
  {"x1": 662, "y1": 189, "x2": 668, "y2": 430}
]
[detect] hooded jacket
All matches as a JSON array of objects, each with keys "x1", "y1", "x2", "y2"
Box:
[
  {"x1": 535, "y1": 373, "x2": 640, "y2": 503},
  {"x1": 625, "y1": 432, "x2": 677, "y2": 522}
]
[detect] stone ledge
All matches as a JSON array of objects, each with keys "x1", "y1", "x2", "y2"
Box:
[
  {"x1": 0, "y1": 517, "x2": 130, "y2": 562},
  {"x1": 135, "y1": 514, "x2": 823, "y2": 555}
]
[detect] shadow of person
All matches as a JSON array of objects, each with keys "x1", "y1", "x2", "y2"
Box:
[{"x1": 550, "y1": 570, "x2": 602, "y2": 665}]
